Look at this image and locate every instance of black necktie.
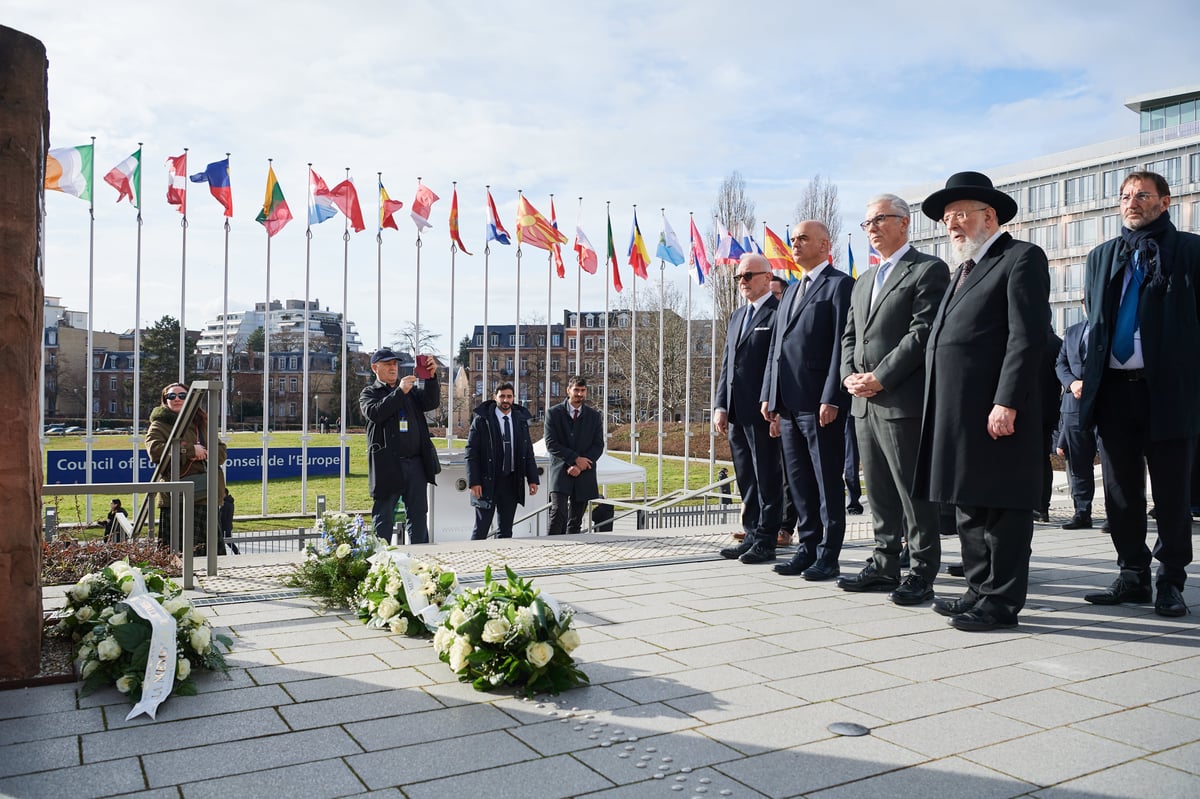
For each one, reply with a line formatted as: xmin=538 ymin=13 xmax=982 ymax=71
xmin=502 ymin=415 xmax=512 ymax=474
xmin=952 ymin=259 xmax=976 ymax=295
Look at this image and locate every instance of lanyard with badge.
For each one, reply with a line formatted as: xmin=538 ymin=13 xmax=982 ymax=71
xmin=397 ymin=409 xmax=408 ymax=433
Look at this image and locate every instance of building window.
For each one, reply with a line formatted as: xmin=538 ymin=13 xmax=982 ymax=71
xmin=537 ymin=335 xmax=545 ymax=347
xmin=551 ymin=358 xmax=560 ymax=371
xmin=290 ymin=377 xmax=298 ymax=393
xmin=585 ymin=314 xmax=595 ymax=328
xmin=584 ymin=361 xmax=594 ymax=375
xmin=568 ymin=339 xmax=577 ymax=351
xmin=1065 ymin=263 xmax=1085 ymax=292
xmin=1102 ymin=213 xmax=1121 ymax=240
xmin=1027 ymin=224 xmax=1059 ymax=252
xmin=1145 ymin=156 xmax=1182 ymax=186
xmin=505 ymin=356 xmax=513 ymax=372
xmin=551 ymin=381 xmax=560 ymax=396
xmin=1103 ymin=167 xmax=1134 ymax=198
xmin=474 ymin=334 xmax=483 ymax=346
xmin=508 ymin=334 xmax=515 ymax=346
xmin=289 ymin=356 xmax=298 ymax=370
xmin=1191 ymin=154 xmax=1200 ymax=184
xmin=585 ymin=337 xmax=595 ymax=352
xmin=1168 ymin=204 xmax=1180 ymax=226
xmin=109 ymin=377 xmax=117 ymax=390
xmin=1065 ymin=218 xmax=1098 ymax=249
xmin=475 ymin=356 xmax=482 ymax=370
xmin=569 ymin=314 xmax=578 ymax=327
xmin=1063 ymin=175 xmax=1096 ymax=205
xmin=288 ymin=402 xmax=296 ymax=417
xmin=108 ymin=400 xmax=116 ymax=413
xmin=1027 ymin=182 xmax=1057 ymax=212
xmin=490 ymin=333 xmax=499 ymax=346
xmin=551 ymin=333 xmax=561 ymax=346
xmin=278 ymin=378 xmax=286 ymax=394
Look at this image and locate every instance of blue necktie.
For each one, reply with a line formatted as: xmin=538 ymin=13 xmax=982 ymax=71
xmin=872 ymin=260 xmax=892 ymax=308
xmin=740 ymin=306 xmax=753 ymax=342
xmin=1112 ymin=253 xmax=1144 ymax=364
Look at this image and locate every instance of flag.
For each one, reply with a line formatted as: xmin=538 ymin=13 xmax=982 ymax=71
xmin=515 ymin=195 xmax=568 ymax=252
xmin=763 ymin=225 xmax=799 ymax=277
xmin=486 ymin=190 xmax=510 ymax=245
xmin=379 ymin=179 xmax=404 ymax=230
xmin=45 ymin=144 xmax=94 ymax=202
xmin=627 ymin=210 xmax=651 ymax=279
xmin=255 ymin=165 xmax=292 ymax=237
xmin=739 ymin=223 xmax=763 ymax=255
xmin=329 ymin=179 xmax=366 ymax=232
xmin=550 ymin=197 xmax=565 ymax=278
xmin=847 ymin=239 xmax=856 ymax=278
xmin=656 ymin=215 xmax=685 ymax=266
xmin=411 ymin=183 xmax=439 ymax=230
xmin=714 ymin=222 xmax=744 ymax=265
xmin=308 ymin=168 xmax=338 ymax=226
xmin=188 ymin=158 xmax=233 ymax=217
xmin=166 ymin=153 xmax=187 ymax=214
xmin=103 ymin=150 xmax=140 ymax=207
xmin=574 ymin=226 xmax=598 ymax=274
xmin=688 ymin=217 xmax=711 ymax=285
xmin=449 ymin=188 xmax=472 ymax=254
xmin=606 ymin=209 xmax=623 ymax=292
xmin=868 ymin=243 xmax=881 ymax=269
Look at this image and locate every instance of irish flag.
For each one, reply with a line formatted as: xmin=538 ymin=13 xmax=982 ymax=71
xmin=255 ymin=165 xmax=292 ymax=238
xmin=45 ymin=144 xmax=94 ymax=202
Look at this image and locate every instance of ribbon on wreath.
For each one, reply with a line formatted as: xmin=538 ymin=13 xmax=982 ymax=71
xmin=123 ymin=570 xmax=179 ymax=721
xmin=368 ymin=548 xmax=462 ymax=632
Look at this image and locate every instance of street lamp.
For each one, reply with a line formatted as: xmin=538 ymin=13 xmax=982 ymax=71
xmin=237 ymin=390 xmax=243 ymax=425
xmin=314 ymin=394 xmax=320 ymax=433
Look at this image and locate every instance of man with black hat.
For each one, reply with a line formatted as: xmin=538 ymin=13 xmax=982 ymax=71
xmin=359 ymin=347 xmax=441 ymax=545
xmin=1078 ymin=171 xmax=1200 ymax=618
xmin=913 ymin=171 xmax=1050 ymax=631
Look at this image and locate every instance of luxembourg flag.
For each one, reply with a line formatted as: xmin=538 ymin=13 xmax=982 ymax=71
xmin=486 ymin=189 xmax=510 ymax=245
xmin=308 ymin=167 xmax=338 ymax=226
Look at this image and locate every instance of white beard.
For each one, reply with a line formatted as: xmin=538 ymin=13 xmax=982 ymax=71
xmin=950 ymin=230 xmax=991 ymax=265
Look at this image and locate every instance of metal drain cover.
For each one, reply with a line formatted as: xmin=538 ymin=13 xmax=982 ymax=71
xmin=828 ymin=722 xmax=870 ymax=737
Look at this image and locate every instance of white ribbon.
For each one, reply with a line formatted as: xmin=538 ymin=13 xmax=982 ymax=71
xmin=123 ymin=570 xmax=178 ymax=721
xmin=368 ymin=548 xmax=461 ymax=632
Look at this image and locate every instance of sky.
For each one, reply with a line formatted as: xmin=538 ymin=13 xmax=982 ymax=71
xmin=9 ymin=0 xmax=1200 ymax=358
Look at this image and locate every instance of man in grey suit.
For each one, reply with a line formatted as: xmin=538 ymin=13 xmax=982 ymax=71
xmin=1055 ymin=304 xmax=1097 ymax=530
xmin=716 ymin=253 xmax=782 ymax=564
xmin=761 ymin=220 xmax=853 ymax=580
xmin=838 ymin=194 xmax=949 ymax=605
xmin=913 ymin=171 xmax=1050 ymax=631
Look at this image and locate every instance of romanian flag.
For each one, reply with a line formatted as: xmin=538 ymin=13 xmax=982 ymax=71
xmin=550 ymin=197 xmax=565 ymax=278
xmin=255 ymin=165 xmax=292 ymax=238
xmin=763 ymin=225 xmax=800 ymax=279
xmin=103 ymin=149 xmax=140 ymax=207
xmin=166 ymin=153 xmax=187 ymax=214
xmin=627 ymin=210 xmax=651 ymax=280
xmin=379 ymin=179 xmax=404 ymax=230
xmin=46 ymin=144 xmax=94 ymax=202
xmin=329 ymin=178 xmax=366 ymax=233
xmin=189 ymin=158 xmax=233 ymax=217
xmin=449 ymin=188 xmax=472 ymax=254
xmin=688 ymin=217 xmax=710 ymax=285
xmin=515 ymin=195 xmax=568 ymax=252
xmin=606 ymin=208 xmax=623 ymax=292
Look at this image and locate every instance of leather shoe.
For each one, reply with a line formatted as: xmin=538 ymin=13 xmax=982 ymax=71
xmin=1061 ymin=513 xmax=1092 ymax=530
xmin=774 ymin=553 xmax=816 ymax=575
xmin=1155 ymin=584 xmax=1189 ymax=617
xmin=1084 ymin=575 xmax=1152 ymax=605
xmin=946 ymin=562 xmax=965 ymax=577
xmin=720 ymin=540 xmax=753 ymax=559
xmin=837 ymin=563 xmax=899 ymax=593
xmin=890 ymin=574 xmax=934 ymax=606
xmin=846 ymin=504 xmax=864 ymax=515
xmin=731 ymin=530 xmax=747 ymax=541
xmin=949 ymin=607 xmax=1018 ymax=631
xmin=802 ymin=561 xmax=841 ymax=581
xmin=932 ymin=595 xmax=977 ymax=617
xmin=1033 ymin=510 xmax=1050 ymax=523
xmin=739 ymin=543 xmax=778 ymax=564
xmin=776 ymin=530 xmax=794 ymax=547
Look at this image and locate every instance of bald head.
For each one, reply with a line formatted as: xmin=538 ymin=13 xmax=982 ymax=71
xmin=790 ymin=219 xmax=832 ymax=271
xmin=734 ymin=252 xmax=773 ymax=302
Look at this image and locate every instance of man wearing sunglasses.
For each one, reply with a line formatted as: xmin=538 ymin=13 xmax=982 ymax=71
xmin=716 ymin=253 xmax=782 ymax=563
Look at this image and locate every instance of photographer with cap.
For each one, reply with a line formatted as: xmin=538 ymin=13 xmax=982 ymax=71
xmin=359 ymin=347 xmax=441 ymax=545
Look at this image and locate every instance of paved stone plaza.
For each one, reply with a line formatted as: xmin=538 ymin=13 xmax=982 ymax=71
xmin=2 ymin=504 xmax=1198 ymax=798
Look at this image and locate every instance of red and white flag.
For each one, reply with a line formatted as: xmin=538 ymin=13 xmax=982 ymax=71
xmin=410 ymin=182 xmax=440 ymax=230
xmin=166 ymin=153 xmax=187 ymax=214
xmin=574 ymin=226 xmax=598 ymax=274
xmin=329 ymin=179 xmax=366 ymax=232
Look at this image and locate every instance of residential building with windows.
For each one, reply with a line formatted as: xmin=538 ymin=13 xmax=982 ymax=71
xmin=195 ymin=298 xmax=363 ymax=356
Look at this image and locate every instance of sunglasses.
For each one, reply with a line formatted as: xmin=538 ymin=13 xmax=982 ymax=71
xmin=164 ymin=392 xmax=186 ymax=401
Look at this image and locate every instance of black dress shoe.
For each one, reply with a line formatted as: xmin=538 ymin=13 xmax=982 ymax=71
xmin=932 ymin=595 xmax=976 ymax=617
xmin=1155 ymin=584 xmax=1189 ymax=617
xmin=837 ymin=563 xmax=899 ymax=592
xmin=1061 ymin=513 xmax=1092 ymax=530
xmin=846 ymin=504 xmax=864 ymax=515
xmin=898 ymin=544 xmax=910 ymax=569
xmin=1033 ymin=510 xmax=1050 ymax=523
xmin=720 ymin=540 xmax=754 ymax=559
xmin=949 ymin=607 xmax=1018 ymax=631
xmin=890 ymin=574 xmax=934 ymax=606
xmin=802 ymin=561 xmax=841 ymax=581
xmin=946 ymin=562 xmax=965 ymax=577
xmin=739 ymin=543 xmax=778 ymax=564
xmin=1084 ymin=575 xmax=1152 ymax=605
xmin=774 ymin=554 xmax=816 ymax=575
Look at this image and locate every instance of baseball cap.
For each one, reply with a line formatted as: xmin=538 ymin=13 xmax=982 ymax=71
xmin=371 ymin=347 xmax=400 ymax=364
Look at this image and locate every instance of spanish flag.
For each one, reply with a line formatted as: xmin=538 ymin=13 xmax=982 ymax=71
xmin=763 ymin=224 xmax=800 ymax=280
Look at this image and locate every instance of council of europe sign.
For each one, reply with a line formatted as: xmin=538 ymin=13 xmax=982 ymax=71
xmin=46 ymin=447 xmax=351 ymax=485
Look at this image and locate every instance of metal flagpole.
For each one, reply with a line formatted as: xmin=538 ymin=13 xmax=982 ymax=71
xmin=514 ymin=190 xmax=523 ymax=406
xmin=260 ymin=158 xmax=273 ymax=516
xmin=683 ymin=219 xmax=693 ymax=490
xmin=575 ymin=197 xmax=583 ymax=375
xmin=603 ymin=201 xmax=611 ymax=440
xmin=131 ymin=143 xmax=144 ymax=520
xmin=545 ymin=193 xmax=554 ymax=419
xmin=448 ymin=181 xmax=459 ymax=447
xmin=414 ymin=177 xmax=424 ymax=350
xmin=178 ymin=147 xmax=188 ymax=383
xmin=340 ymin=171 xmax=351 ymax=511
xmin=376 ymin=172 xmax=383 ymax=351
xmin=221 ymin=152 xmax=231 ymax=438
xmin=629 ymin=208 xmax=638 ymax=471
xmin=709 ymin=261 xmax=718 ymax=485
xmin=84 ymin=135 xmax=96 ymax=523
xmin=657 ymin=208 xmax=666 ymax=497
xmin=483 ymin=185 xmax=491 ymax=403
xmin=300 ymin=162 xmax=316 ymax=514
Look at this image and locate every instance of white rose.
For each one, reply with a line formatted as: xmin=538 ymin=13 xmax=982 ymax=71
xmin=108 ymin=612 xmax=129 ymax=626
xmin=389 ymin=618 xmax=410 ymax=635
xmin=433 ymin=625 xmax=454 ymax=654
xmin=335 ymin=543 xmax=352 ymax=559
xmin=109 ymin=561 xmax=132 ymax=577
xmin=80 ymin=659 xmax=100 ymax=678
xmin=115 ymin=675 xmax=136 ymax=694
xmin=385 ymin=577 xmax=402 ymax=596
xmin=448 ymin=638 xmax=474 ymax=673
xmin=77 ymin=644 xmax=94 ymax=662
xmin=449 ymin=608 xmax=467 ymax=629
xmin=482 ymin=618 xmax=511 ymax=644
xmin=75 ymin=606 xmax=95 ymax=623
xmin=176 ymin=658 xmax=191 ymax=680
xmin=70 ymin=581 xmax=91 ymax=602
xmin=526 ymin=641 xmax=554 ymax=669
xmin=99 ymin=606 xmax=114 ymax=620
xmin=97 ymin=636 xmax=122 ymax=661
xmin=515 ymin=606 xmax=536 ymax=633
xmin=557 ymin=629 xmax=581 ymax=654
xmin=190 ymin=626 xmax=212 ymax=655
xmin=120 ymin=578 xmax=135 ymax=596
xmin=163 ymin=596 xmax=190 ymax=616
xmin=186 ymin=609 xmax=207 ymax=627
xmin=377 ymin=597 xmax=401 ymax=621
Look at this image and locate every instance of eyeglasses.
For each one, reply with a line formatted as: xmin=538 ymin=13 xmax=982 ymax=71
xmin=940 ymin=207 xmax=989 ymax=226
xmin=164 ymin=392 xmax=186 ymax=401
xmin=859 ymin=214 xmax=905 ymax=231
xmin=735 ymin=271 xmax=768 ymax=282
xmin=1118 ymin=192 xmax=1160 ymax=205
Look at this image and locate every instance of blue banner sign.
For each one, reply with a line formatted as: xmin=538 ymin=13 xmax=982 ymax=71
xmin=46 ymin=447 xmax=351 ymax=485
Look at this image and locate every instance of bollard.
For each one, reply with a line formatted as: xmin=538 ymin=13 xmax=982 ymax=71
xmin=44 ymin=507 xmax=57 ymax=543
xmin=316 ymin=494 xmax=326 ymax=520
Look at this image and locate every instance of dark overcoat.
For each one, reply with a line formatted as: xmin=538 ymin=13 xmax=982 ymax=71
xmin=543 ymin=400 xmax=604 ymax=500
xmin=465 ymin=400 xmax=539 ymax=502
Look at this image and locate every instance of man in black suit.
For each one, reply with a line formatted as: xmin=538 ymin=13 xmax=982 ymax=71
xmin=544 ymin=376 xmax=605 ymax=535
xmin=838 ymin=193 xmax=949 ymax=605
xmin=1037 ymin=325 xmax=1064 ymax=522
xmin=716 ymin=254 xmax=782 ymax=564
xmin=913 ymin=172 xmax=1050 ymax=631
xmin=1056 ymin=306 xmax=1097 ymax=529
xmin=761 ymin=220 xmax=853 ymax=580
xmin=1079 ymin=170 xmax=1200 ymax=618
xmin=466 ymin=382 xmax=540 ymax=539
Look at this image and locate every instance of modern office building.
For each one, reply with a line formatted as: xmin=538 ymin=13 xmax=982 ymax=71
xmin=195 ymin=299 xmax=363 ymax=356
xmin=905 ymin=85 xmax=1200 ymax=331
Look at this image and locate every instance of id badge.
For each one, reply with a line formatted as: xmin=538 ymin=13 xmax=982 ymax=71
xmin=398 ymin=420 xmax=409 ymax=432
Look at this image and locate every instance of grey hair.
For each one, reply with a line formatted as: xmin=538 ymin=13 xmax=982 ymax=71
xmin=867 ymin=193 xmax=911 ymax=218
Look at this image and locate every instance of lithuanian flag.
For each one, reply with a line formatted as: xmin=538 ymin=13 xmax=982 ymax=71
xmin=256 ymin=164 xmax=292 ymax=237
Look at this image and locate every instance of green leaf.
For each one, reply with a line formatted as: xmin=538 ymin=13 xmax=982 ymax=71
xmin=111 ymin=621 xmax=151 ymax=651
xmin=174 ymin=678 xmax=197 ymax=696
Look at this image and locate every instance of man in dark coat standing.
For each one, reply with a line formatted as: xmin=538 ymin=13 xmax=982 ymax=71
xmin=466 ymin=382 xmax=539 ymax=539
xmin=359 ymin=348 xmax=441 ymax=545
xmin=1079 ymin=170 xmax=1200 ymax=618
xmin=544 ymin=375 xmax=605 ymax=535
xmin=838 ymin=193 xmax=949 ymax=605
xmin=1055 ymin=306 xmax=1097 ymax=529
xmin=760 ymin=220 xmax=853 ymax=581
xmin=715 ymin=253 xmax=781 ymax=564
xmin=913 ymin=171 xmax=1050 ymax=631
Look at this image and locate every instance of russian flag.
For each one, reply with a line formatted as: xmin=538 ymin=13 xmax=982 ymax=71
xmin=188 ymin=158 xmax=232 ymax=217
xmin=486 ymin=189 xmax=510 ymax=245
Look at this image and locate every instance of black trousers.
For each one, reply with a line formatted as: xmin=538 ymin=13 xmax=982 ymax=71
xmin=549 ymin=492 xmax=588 ymax=535
xmin=471 ymin=473 xmax=521 ymax=539
xmin=956 ymin=504 xmax=1033 ymax=619
xmin=1059 ymin=411 xmax=1097 ymax=515
xmin=728 ymin=417 xmax=782 ymax=546
xmin=779 ymin=410 xmax=846 ymax=565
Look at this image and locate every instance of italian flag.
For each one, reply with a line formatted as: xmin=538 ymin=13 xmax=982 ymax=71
xmin=45 ymin=144 xmax=94 ymax=202
xmin=255 ymin=164 xmax=292 ymax=238
xmin=104 ymin=150 xmax=141 ymax=207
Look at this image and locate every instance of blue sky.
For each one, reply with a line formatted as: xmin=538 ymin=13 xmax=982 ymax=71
xmin=9 ymin=0 xmax=1200 ymax=355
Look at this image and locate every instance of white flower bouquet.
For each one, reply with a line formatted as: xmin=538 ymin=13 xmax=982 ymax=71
xmin=355 ymin=550 xmax=458 ymax=636
xmin=52 ymin=560 xmax=232 ymax=715
xmin=434 ymin=565 xmax=587 ymax=695
xmin=284 ymin=512 xmax=378 ymax=609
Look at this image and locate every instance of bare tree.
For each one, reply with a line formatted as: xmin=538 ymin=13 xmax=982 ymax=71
xmin=793 ymin=173 xmax=844 ymax=269
xmin=708 ymin=171 xmax=756 ymax=328
xmin=392 ymin=321 xmax=442 ymax=360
